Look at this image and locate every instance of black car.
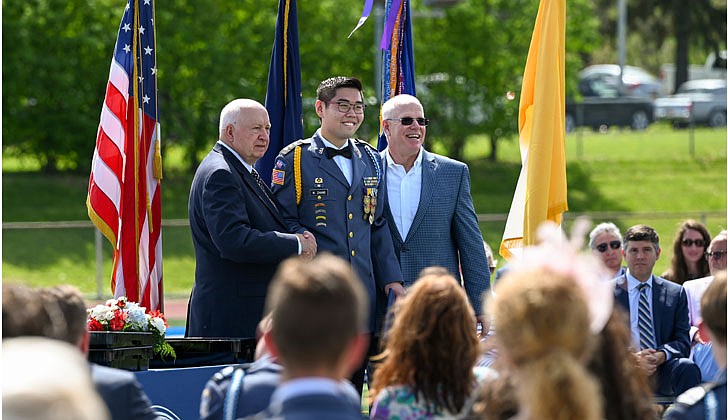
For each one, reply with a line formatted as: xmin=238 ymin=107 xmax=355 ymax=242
xmin=565 ymin=71 xmax=655 ymax=133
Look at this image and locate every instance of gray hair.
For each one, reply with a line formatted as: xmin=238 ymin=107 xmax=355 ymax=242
xmin=588 ymin=222 xmax=622 ymax=249
xmin=381 ymin=94 xmax=423 ymax=120
xmin=218 ymin=99 xmax=265 ymax=140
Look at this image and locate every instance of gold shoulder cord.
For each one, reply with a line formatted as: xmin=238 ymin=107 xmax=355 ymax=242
xmin=294 ymin=145 xmax=302 ymax=205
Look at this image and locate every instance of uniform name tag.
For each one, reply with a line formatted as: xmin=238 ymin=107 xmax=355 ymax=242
xmin=310 ymin=189 xmax=328 ymax=196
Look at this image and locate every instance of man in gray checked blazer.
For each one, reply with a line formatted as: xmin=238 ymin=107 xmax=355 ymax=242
xmin=380 ymin=94 xmax=491 ymax=326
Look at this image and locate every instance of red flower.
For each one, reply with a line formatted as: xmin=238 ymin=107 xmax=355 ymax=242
xmin=116 ymin=298 xmax=126 ymax=309
xmin=88 ymin=319 xmax=103 ymax=331
xmin=149 ymin=310 xmax=168 ymax=328
xmin=109 ymin=309 xmax=127 ymax=331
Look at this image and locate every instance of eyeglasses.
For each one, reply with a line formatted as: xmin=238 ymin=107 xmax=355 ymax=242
xmin=385 ymin=117 xmax=430 ymax=127
xmin=705 ymin=251 xmax=727 ymax=260
xmin=681 ymin=238 xmax=706 ymax=247
xmin=333 ymin=100 xmax=365 ymax=114
xmin=595 ymin=240 xmax=621 ymax=253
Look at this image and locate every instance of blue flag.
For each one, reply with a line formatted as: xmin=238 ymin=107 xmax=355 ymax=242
xmin=257 ymin=0 xmax=303 ymax=185
xmin=377 ymin=0 xmax=416 ymax=151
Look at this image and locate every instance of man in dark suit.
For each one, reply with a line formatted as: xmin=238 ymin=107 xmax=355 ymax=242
xmin=271 ymin=77 xmax=403 ymax=392
xmin=379 ymin=94 xmax=490 ymax=327
xmin=187 ymin=99 xmax=316 ymax=339
xmin=614 ymin=224 xmax=701 ymax=397
xmin=254 ymin=254 xmax=367 ymax=420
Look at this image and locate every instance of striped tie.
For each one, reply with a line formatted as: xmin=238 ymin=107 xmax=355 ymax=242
xmin=637 ymin=283 xmax=657 ymax=350
xmin=251 ymin=168 xmax=278 ymax=211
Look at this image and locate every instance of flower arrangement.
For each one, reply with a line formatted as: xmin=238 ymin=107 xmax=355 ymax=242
xmin=87 ymin=296 xmax=176 ymax=359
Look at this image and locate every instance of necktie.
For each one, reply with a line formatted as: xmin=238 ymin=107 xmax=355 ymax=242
xmin=251 ymin=168 xmax=277 ymax=211
xmin=637 ymin=283 xmax=657 ymax=350
xmin=325 ymin=146 xmax=352 ymax=159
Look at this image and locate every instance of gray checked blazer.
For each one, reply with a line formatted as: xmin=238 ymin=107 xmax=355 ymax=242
xmin=381 ymin=148 xmax=490 ymax=315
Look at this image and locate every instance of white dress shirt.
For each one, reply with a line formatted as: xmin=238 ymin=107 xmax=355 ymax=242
xmin=320 ymin=136 xmax=353 ymax=186
xmin=385 ymin=147 xmax=423 ymax=240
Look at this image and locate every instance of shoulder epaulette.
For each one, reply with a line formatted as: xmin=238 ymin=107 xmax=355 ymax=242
xmin=212 ymin=365 xmax=237 ymax=383
xmin=279 ymin=138 xmax=311 ymax=156
xmin=353 ymin=138 xmax=378 ymax=152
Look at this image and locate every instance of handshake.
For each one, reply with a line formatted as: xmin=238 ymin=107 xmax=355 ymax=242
xmin=296 ymin=231 xmax=318 ymax=260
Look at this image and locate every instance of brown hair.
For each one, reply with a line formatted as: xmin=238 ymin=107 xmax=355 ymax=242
xmin=701 ymin=271 xmax=727 ymax=344
xmin=490 ymin=268 xmax=602 ymax=420
xmin=662 ymin=220 xmax=711 ymax=284
xmin=265 ymin=253 xmax=368 ymax=369
xmin=371 ymin=272 xmax=478 ymax=414
xmin=39 ymin=285 xmax=88 ymax=345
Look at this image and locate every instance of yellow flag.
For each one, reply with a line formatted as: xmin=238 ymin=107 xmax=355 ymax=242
xmin=500 ymin=0 xmax=568 ymax=261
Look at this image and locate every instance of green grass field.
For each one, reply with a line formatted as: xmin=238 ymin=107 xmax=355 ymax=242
xmin=3 ymin=123 xmax=726 ymax=299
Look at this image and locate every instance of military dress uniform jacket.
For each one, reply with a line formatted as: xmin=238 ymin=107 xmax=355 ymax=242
xmin=271 ymin=131 xmax=403 ymax=332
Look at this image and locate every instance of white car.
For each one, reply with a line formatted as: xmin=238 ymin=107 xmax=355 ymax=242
xmin=654 ymin=79 xmax=727 ymax=127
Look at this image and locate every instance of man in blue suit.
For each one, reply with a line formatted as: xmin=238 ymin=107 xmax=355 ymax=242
xmin=271 ymin=77 xmax=404 ymax=393
xmin=614 ymin=224 xmax=701 ymax=397
xmin=379 ymin=94 xmax=490 ymax=325
xmin=187 ymin=99 xmax=317 ymax=339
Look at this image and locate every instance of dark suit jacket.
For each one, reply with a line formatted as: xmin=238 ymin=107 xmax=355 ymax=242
xmin=259 ymin=392 xmax=364 ymax=420
xmin=91 ymin=363 xmax=157 ymax=420
xmin=614 ymin=274 xmax=692 ymax=359
xmin=381 ymin=149 xmax=490 ymax=315
xmin=187 ymin=143 xmax=298 ymax=338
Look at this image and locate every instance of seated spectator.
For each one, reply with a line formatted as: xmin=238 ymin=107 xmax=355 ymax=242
xmin=369 ymin=268 xmax=493 ymax=419
xmin=662 ymin=219 xmax=711 ymax=285
xmin=3 ymin=284 xmax=158 ymax=420
xmin=683 ymin=230 xmax=727 ymax=381
xmin=199 ymin=315 xmax=283 ymax=420
xmin=251 ymin=254 xmax=366 ymax=419
xmin=589 ymin=222 xmax=626 ymax=278
xmin=664 ymin=271 xmax=726 ymax=419
xmin=3 ymin=336 xmax=110 ymax=420
xmin=615 ymin=224 xmax=701 ymax=397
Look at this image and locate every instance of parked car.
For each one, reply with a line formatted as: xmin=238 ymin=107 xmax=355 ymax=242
xmin=654 ymin=79 xmax=727 ymax=127
xmin=579 ymin=64 xmax=661 ymax=99
xmin=565 ymin=69 xmax=655 ymax=133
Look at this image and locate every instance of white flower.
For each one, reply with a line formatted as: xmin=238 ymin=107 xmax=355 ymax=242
xmin=126 ymin=306 xmax=148 ymax=326
xmin=89 ymin=305 xmax=115 ymax=322
xmin=150 ymin=317 xmax=166 ymax=335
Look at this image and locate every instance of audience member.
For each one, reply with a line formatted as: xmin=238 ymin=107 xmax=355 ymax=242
xmin=187 ymin=98 xmax=316 ymax=339
xmin=379 ymin=94 xmax=490 ymax=330
xmin=662 ymin=219 xmax=711 ymax=285
xmin=664 ymin=271 xmax=726 ymax=419
xmin=3 ymin=336 xmax=110 ymax=420
xmin=369 ymin=268 xmax=491 ymax=418
xmin=252 ymin=254 xmax=367 ymax=419
xmin=589 ymin=222 xmax=625 ymax=278
xmin=614 ymin=224 xmax=701 ymax=397
xmin=2 ymin=283 xmax=52 ymax=338
xmin=682 ymin=230 xmax=727 ymax=381
xmin=487 ymin=266 xmax=603 ymax=420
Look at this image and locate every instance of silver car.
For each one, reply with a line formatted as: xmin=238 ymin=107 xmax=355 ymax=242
xmin=654 ymin=79 xmax=727 ymax=127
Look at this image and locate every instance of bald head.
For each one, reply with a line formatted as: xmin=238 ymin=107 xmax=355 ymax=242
xmin=218 ymin=99 xmax=268 ymax=140
xmin=708 ymin=231 xmax=727 ymax=274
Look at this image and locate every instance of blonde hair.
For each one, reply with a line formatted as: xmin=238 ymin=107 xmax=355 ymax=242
xmin=490 ymin=268 xmax=602 ymax=420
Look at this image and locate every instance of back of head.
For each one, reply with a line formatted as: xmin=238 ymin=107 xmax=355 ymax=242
xmin=490 ymin=267 xmax=602 ymax=420
xmin=2 ymin=337 xmax=110 ymax=420
xmin=372 ymin=271 xmax=478 ymax=414
xmin=265 ymin=253 xmax=368 ymax=372
xmin=2 ymin=283 xmax=50 ymax=338
xmin=38 ymin=285 xmax=88 ymax=345
xmin=701 ymin=271 xmax=727 ymax=345
xmin=316 ymin=76 xmax=363 ymax=102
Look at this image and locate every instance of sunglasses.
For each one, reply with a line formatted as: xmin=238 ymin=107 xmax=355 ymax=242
xmin=681 ymin=238 xmax=706 ymax=247
xmin=595 ymin=240 xmax=621 ymax=253
xmin=386 ymin=117 xmax=430 ymax=127
xmin=705 ymin=251 xmax=727 ymax=260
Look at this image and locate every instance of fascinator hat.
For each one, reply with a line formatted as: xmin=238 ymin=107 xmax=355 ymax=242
xmin=499 ymin=218 xmax=615 ymax=334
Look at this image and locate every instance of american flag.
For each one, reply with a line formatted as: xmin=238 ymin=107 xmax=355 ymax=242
xmin=87 ymin=0 xmax=163 ymax=311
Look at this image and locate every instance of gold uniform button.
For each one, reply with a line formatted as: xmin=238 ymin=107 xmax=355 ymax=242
xmin=351 ymin=250 xmax=356 ymax=256
xmin=349 ymin=232 xmax=354 ymax=238
xmin=348 ymin=213 xmax=353 ymax=220
xmin=347 ymin=195 xmax=352 ymax=201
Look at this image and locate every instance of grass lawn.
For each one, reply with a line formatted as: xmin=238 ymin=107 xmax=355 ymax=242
xmin=3 ymin=123 xmax=726 ymax=300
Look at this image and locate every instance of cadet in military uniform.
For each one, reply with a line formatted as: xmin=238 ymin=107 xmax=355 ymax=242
xmin=664 ymin=272 xmax=726 ymax=420
xmin=270 ymin=76 xmax=404 ymax=393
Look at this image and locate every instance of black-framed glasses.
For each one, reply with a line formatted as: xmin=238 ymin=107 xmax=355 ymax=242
xmin=595 ymin=240 xmax=621 ymax=253
xmin=705 ymin=250 xmax=727 ymax=260
xmin=682 ymin=238 xmax=706 ymax=247
xmin=385 ymin=117 xmax=429 ymax=126
xmin=333 ymin=100 xmax=365 ymax=114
